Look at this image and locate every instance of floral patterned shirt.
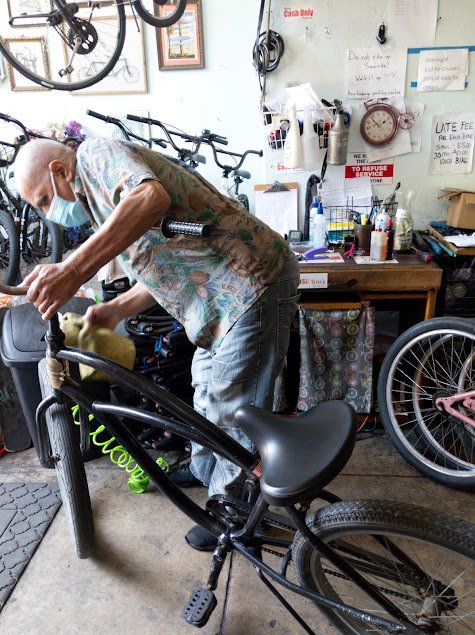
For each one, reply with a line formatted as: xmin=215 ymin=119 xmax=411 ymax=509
xmin=74 ymin=138 xmax=292 ymax=352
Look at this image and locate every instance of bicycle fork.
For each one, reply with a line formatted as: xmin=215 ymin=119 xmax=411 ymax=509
xmin=436 ymin=390 xmax=475 ymax=429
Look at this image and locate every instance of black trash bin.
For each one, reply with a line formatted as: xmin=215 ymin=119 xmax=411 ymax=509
xmin=0 ymin=297 xmax=109 ymax=462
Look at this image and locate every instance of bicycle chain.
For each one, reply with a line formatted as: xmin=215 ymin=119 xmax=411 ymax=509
xmin=322 ymin=568 xmax=414 ymax=602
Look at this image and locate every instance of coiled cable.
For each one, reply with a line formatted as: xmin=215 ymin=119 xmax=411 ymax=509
xmin=253 ymin=0 xmax=284 ymax=102
xmin=72 ymin=405 xmax=168 ymax=493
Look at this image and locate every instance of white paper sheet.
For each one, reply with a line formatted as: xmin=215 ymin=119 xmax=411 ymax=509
xmin=346 ymin=48 xmax=407 ymax=99
xmin=360 ymin=96 xmax=412 ymax=162
xmin=444 ymin=234 xmax=475 ymax=247
xmin=254 ymin=188 xmax=298 ymax=236
xmin=321 ymin=178 xmax=373 ymax=208
xmin=389 ymin=0 xmax=439 ymax=47
xmin=429 ymin=113 xmax=475 ymax=175
xmin=405 ymin=102 xmax=425 ymax=152
xmin=417 ymin=49 xmax=469 ymax=92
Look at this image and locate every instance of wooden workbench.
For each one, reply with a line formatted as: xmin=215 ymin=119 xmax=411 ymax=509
xmin=299 ymin=253 xmax=442 ymax=323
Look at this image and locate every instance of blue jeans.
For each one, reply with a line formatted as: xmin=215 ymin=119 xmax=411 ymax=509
xmin=190 ymin=256 xmax=300 ymax=497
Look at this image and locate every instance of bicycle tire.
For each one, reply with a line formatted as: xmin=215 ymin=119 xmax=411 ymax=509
xmin=18 ymin=207 xmax=63 ymax=280
xmin=132 ymin=0 xmax=187 ymax=28
xmin=0 ymin=1 xmax=126 ymax=91
xmin=293 ymin=499 xmax=475 ymax=634
xmin=0 ymin=209 xmax=19 ymax=286
xmin=236 ymin=193 xmax=250 ymax=211
xmin=38 ymin=359 xmax=95 ymax=559
xmin=377 ymin=317 xmax=475 ymax=490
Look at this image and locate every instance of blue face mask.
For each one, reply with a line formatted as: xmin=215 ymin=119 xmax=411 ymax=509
xmin=46 ymin=172 xmax=89 ymax=228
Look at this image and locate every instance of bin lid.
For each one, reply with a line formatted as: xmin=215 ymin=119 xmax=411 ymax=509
xmin=1 ymin=297 xmax=94 ymax=367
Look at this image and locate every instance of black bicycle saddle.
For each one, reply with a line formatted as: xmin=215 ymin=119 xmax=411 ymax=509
xmin=234 ymin=401 xmax=357 ymax=506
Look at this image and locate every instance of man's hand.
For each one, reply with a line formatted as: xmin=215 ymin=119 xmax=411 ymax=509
xmin=24 ymin=260 xmax=83 ymax=320
xmin=84 ymin=302 xmax=121 ymax=331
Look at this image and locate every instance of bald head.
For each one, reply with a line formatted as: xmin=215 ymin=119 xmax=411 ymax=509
xmin=14 ymin=139 xmax=76 ymax=209
xmin=15 ymin=139 xmax=76 ymax=192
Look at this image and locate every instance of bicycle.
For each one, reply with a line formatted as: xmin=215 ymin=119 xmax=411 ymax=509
xmin=377 ymin=316 xmax=475 ymax=492
xmin=86 ymin=109 xmax=167 ymax=150
xmin=2 ymin=220 xmax=475 ymax=632
xmin=0 ymin=1 xmax=187 ymax=92
xmin=206 ymin=141 xmax=263 ymax=211
xmin=126 ymin=113 xmax=229 ymax=168
xmin=0 ymin=113 xmax=63 ymax=284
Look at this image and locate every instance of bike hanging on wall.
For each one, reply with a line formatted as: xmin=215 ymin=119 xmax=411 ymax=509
xmin=0 ymin=1 xmax=186 ymax=92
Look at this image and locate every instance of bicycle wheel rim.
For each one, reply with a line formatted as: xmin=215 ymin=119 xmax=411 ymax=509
xmin=293 ymin=501 xmax=475 ymax=634
xmin=0 ymin=1 xmax=126 ymax=91
xmin=386 ymin=329 xmax=475 ymax=476
xmin=132 ymin=0 xmax=186 ymax=28
xmin=0 ymin=209 xmax=19 ymax=286
xmin=18 ymin=208 xmax=63 ymax=280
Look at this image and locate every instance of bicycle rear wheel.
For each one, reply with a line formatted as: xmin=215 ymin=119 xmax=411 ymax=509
xmin=377 ymin=318 xmax=475 ymax=490
xmin=132 ymin=0 xmax=187 ymax=28
xmin=18 ymin=206 xmax=63 ymax=280
xmin=293 ymin=500 xmax=475 ymax=634
xmin=0 ymin=209 xmax=19 ymax=286
xmin=0 ymin=1 xmax=126 ymax=91
xmin=38 ymin=358 xmax=95 ymax=559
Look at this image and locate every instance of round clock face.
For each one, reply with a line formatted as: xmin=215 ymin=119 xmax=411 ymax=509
xmin=360 ymin=105 xmax=399 ymax=146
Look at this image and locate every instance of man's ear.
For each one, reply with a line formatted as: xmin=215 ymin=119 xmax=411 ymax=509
xmin=48 ymin=159 xmax=69 ymax=179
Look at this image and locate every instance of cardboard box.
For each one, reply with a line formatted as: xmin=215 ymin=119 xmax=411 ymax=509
xmin=439 ymin=188 xmax=475 ymax=230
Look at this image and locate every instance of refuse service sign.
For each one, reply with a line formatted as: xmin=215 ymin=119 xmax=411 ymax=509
xmin=345 ymin=152 xmax=394 ymax=185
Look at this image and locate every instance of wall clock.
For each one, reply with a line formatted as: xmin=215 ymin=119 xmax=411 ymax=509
xmin=360 ymin=100 xmax=414 ymax=146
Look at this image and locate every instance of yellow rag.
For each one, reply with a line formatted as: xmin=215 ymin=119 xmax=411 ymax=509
xmin=60 ymin=312 xmax=136 ymax=382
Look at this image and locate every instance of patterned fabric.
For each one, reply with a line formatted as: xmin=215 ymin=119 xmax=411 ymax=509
xmin=298 ymin=307 xmax=375 ymax=414
xmin=74 ymin=139 xmax=292 ymax=352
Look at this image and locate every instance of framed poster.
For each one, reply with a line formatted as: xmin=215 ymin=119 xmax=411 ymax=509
xmin=156 ymin=1 xmax=205 ymax=71
xmin=68 ymin=16 xmax=147 ymax=94
xmin=3 ymin=36 xmax=50 ymax=91
xmin=7 ymin=0 xmax=51 ymax=27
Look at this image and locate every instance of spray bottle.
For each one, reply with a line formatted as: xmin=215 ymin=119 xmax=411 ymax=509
xmin=283 ymin=104 xmax=303 ymax=169
xmin=302 ymin=105 xmax=321 ymax=171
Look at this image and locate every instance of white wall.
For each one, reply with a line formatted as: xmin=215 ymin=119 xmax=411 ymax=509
xmin=1 ymin=0 xmax=475 ymax=228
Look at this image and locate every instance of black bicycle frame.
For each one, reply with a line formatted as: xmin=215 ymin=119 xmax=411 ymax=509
xmin=36 ymin=315 xmax=425 ymax=633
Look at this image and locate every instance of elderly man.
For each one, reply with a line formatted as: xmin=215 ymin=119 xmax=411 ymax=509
xmin=15 ymin=137 xmax=300 ymax=550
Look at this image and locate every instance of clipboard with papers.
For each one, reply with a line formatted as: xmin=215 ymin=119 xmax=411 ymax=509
xmin=254 ymin=182 xmax=298 ymax=237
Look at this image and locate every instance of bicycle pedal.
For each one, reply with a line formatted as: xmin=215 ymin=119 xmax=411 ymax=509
xmin=182 ymin=587 xmax=217 ymax=628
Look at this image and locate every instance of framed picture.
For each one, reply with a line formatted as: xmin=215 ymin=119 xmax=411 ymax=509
xmin=156 ymin=1 xmax=205 ymax=71
xmin=7 ymin=0 xmax=51 ymax=28
xmin=68 ymin=16 xmax=147 ymax=94
xmin=3 ymin=36 xmax=50 ymax=91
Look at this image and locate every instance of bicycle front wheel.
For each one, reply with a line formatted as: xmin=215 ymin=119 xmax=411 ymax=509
xmin=0 ymin=209 xmax=19 ymax=286
xmin=38 ymin=359 xmax=95 ymax=559
xmin=18 ymin=206 xmax=63 ymax=280
xmin=293 ymin=500 xmax=475 ymax=634
xmin=377 ymin=318 xmax=475 ymax=490
xmin=132 ymin=0 xmax=187 ymax=28
xmin=0 ymin=1 xmax=126 ymax=91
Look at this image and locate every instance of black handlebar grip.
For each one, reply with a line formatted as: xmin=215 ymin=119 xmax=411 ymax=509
xmin=161 ymin=216 xmax=213 ymax=238
xmin=127 ymin=113 xmax=148 ymax=124
xmin=86 ymin=109 xmax=110 ymax=123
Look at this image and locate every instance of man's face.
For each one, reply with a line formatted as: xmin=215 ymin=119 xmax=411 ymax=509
xmin=18 ymin=160 xmax=76 ymax=214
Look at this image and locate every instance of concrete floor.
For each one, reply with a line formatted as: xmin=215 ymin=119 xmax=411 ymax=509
xmin=0 ymin=431 xmax=473 ymax=634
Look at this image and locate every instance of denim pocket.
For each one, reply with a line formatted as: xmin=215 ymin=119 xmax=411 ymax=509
xmin=277 ymin=293 xmax=300 ymax=358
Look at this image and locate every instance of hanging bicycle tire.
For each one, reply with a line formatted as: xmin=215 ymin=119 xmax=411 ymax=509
xmin=293 ymin=500 xmax=475 ymax=634
xmin=377 ymin=317 xmax=475 ymax=490
xmin=0 ymin=209 xmax=19 ymax=286
xmin=131 ymin=0 xmax=187 ymax=28
xmin=0 ymin=0 xmax=126 ymax=91
xmin=18 ymin=206 xmax=63 ymax=281
xmin=38 ymin=359 xmax=95 ymax=559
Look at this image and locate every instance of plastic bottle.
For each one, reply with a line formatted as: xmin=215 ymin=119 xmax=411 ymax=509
xmin=375 ymin=208 xmax=390 ymax=231
xmin=283 ymin=104 xmax=303 ymax=169
xmin=308 ymin=196 xmax=318 ymax=245
xmin=386 ymin=218 xmax=394 ymax=260
xmin=394 ymin=208 xmax=414 ymax=253
xmin=370 ymin=227 xmax=388 ymax=261
xmin=313 ymin=201 xmax=327 ymax=249
xmin=301 ymin=105 xmax=321 ymax=171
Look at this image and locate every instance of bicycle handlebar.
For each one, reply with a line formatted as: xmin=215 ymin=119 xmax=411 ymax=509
xmin=86 ymin=110 xmax=167 ymax=150
xmin=207 ymin=143 xmax=263 ymax=173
